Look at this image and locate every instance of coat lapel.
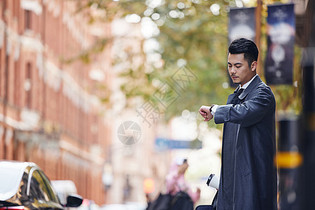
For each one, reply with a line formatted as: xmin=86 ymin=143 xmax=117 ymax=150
xmin=239 ymin=75 xmax=262 ymax=101
xmin=227 ymin=76 xmax=262 ymax=104
xmin=226 ymin=86 xmax=241 ymax=104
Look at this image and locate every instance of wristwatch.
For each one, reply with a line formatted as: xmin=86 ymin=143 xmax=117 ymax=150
xmin=209 ymin=105 xmax=215 ymax=114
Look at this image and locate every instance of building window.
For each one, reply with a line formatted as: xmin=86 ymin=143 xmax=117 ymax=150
xmin=25 ymin=10 xmax=31 ymax=30
xmin=14 ymin=61 xmax=20 ymax=106
xmin=25 ymin=63 xmax=32 ymax=108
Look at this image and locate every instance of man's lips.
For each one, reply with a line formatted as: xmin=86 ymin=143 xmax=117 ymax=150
xmin=231 ymin=76 xmax=239 ymax=79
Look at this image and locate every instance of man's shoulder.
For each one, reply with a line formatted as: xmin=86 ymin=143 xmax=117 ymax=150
xmin=251 ymin=77 xmax=273 ymax=93
xmin=258 ymin=80 xmax=273 ymax=93
xmin=253 ymin=83 xmax=276 ymax=106
xmin=246 ymin=79 xmax=275 ymax=100
xmin=256 ymin=81 xmax=270 ymax=91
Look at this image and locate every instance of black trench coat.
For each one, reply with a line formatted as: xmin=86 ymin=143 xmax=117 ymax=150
xmin=214 ymin=76 xmax=277 ymax=210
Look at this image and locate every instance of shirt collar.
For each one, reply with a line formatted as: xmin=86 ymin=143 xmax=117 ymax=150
xmin=240 ymin=74 xmax=258 ymax=90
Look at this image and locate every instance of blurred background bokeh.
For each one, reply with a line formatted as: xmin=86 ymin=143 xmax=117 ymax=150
xmin=0 ymin=0 xmax=314 ymax=209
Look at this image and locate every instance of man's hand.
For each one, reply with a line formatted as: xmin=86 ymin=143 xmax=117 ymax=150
xmin=199 ymin=105 xmax=213 ymax=121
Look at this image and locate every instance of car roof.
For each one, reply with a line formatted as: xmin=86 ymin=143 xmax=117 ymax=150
xmin=0 ymin=161 xmax=38 ymax=201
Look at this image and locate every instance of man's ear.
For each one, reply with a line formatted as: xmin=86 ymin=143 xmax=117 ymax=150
xmin=251 ymin=61 xmax=257 ymax=72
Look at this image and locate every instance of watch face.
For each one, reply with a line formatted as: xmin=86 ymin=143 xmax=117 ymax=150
xmin=207 ymin=174 xmax=215 ymax=186
xmin=210 ymin=105 xmax=214 ymax=113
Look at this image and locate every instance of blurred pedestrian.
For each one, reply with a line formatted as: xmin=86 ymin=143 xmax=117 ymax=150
xmin=199 ymin=38 xmax=277 ymax=210
xmin=145 ymin=193 xmax=152 ymax=210
xmin=166 ymin=158 xmax=200 ymax=209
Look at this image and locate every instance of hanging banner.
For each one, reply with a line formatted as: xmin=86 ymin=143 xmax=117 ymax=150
xmin=265 ymin=4 xmax=295 ymax=85
xmin=228 ymin=7 xmax=256 ymax=44
xmin=228 ymin=7 xmax=256 ymax=86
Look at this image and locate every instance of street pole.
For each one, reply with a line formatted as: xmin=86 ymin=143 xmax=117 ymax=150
xmin=300 ymin=2 xmax=315 ymax=209
xmin=277 ymin=116 xmax=303 ymax=210
xmin=301 ymin=49 xmax=315 ymax=210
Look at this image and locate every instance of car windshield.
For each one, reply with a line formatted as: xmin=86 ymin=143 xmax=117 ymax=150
xmin=0 ymin=162 xmax=27 ymax=201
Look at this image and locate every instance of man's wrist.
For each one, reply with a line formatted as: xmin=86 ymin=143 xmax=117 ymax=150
xmin=209 ymin=104 xmax=218 ymax=115
xmin=209 ymin=105 xmax=215 ymax=113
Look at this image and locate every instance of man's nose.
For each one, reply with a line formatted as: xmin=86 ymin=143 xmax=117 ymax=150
xmin=230 ymin=67 xmax=236 ymax=74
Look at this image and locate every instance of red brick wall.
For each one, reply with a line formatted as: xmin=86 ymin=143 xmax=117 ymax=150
xmin=0 ymin=0 xmax=112 ymax=205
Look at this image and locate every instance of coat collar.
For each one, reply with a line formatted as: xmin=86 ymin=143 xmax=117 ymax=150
xmin=236 ymin=75 xmax=262 ymax=101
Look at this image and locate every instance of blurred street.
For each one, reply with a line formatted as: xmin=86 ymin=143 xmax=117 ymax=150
xmin=0 ymin=0 xmax=314 ymax=210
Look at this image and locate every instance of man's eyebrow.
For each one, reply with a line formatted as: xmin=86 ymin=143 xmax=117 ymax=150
xmin=228 ymin=62 xmax=242 ymax=65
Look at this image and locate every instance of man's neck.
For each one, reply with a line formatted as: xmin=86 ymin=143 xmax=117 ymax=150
xmin=241 ymin=74 xmax=258 ymax=89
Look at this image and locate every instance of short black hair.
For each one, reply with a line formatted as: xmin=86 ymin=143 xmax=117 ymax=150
xmin=228 ymin=38 xmax=259 ymax=67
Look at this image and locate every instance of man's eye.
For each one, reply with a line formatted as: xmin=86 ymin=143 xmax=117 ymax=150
xmin=235 ymin=65 xmax=241 ymax=68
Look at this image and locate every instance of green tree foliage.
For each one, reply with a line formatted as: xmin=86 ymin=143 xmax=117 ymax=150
xmin=74 ymin=0 xmax=239 ymax=121
xmin=73 ymin=0 xmax=302 ymax=122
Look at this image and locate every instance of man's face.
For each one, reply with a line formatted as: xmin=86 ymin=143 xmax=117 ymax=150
xmin=228 ymin=53 xmax=256 ymax=86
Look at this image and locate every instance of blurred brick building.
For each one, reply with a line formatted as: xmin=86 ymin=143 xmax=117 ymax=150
xmin=0 ymin=0 xmax=112 ymax=204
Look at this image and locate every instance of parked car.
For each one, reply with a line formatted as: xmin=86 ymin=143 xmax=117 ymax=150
xmin=0 ymin=161 xmax=82 ymax=210
xmin=51 ymin=180 xmax=81 ymax=208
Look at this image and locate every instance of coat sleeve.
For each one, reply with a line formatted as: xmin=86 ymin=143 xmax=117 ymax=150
xmin=214 ymin=87 xmax=275 ymax=127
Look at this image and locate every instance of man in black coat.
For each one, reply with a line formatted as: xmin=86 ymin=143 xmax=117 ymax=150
xmin=199 ymin=38 xmax=277 ymax=210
